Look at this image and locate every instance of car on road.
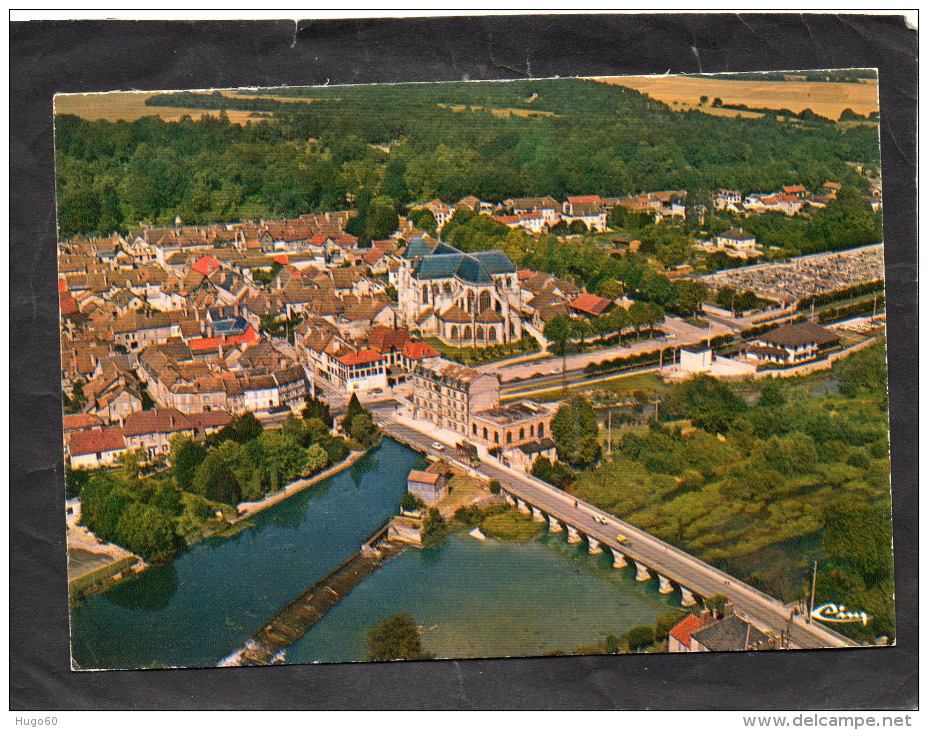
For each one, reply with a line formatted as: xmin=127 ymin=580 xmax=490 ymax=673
xmin=431 ymin=441 xmax=445 ymax=451
xmin=615 ymin=533 xmax=630 ymax=545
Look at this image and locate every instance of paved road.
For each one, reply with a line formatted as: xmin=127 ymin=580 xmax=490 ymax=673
xmin=378 ymin=417 xmax=852 ymax=651
xmin=483 ymin=315 xmax=732 ymax=381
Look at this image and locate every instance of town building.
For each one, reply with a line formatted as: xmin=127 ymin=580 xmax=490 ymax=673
xmin=746 ymin=322 xmax=841 ymax=365
xmin=406 ymin=469 xmax=449 ymax=507
xmin=397 ymin=240 xmax=523 ymax=348
xmin=411 ymin=358 xmax=500 ymax=436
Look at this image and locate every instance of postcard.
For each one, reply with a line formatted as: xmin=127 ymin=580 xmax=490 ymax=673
xmin=56 ymin=71 xmax=893 ymax=669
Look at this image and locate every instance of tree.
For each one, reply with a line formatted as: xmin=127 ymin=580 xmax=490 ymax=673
xmin=303 ymin=443 xmax=329 ymax=475
xmin=341 ymin=392 xmax=365 ymax=433
xmin=712 ymin=97 xmax=723 ymax=107
xmin=350 ymin=411 xmax=379 ymax=447
xmin=302 ymin=395 xmax=333 ymax=428
xmin=303 ymin=417 xmax=330 ymax=445
xmin=193 ymin=451 xmax=242 ymax=505
xmin=551 ymin=396 xmax=601 ymax=467
xmin=114 ymin=502 xmax=181 ymax=561
xmin=400 ymin=492 xmax=425 ymax=512
xmin=699 ymin=95 xmax=709 ymax=106
xmin=170 ymin=436 xmax=207 ymax=491
xmin=421 ymin=507 xmax=448 ymax=547
xmin=366 ymin=612 xmax=431 ymax=661
xmin=408 ymin=207 xmax=437 ymax=234
xmin=488 ymin=479 xmax=501 ymax=494
xmin=543 ymin=314 xmax=575 ymax=390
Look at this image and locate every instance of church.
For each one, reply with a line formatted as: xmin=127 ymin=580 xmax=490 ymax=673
xmin=397 ymin=238 xmax=523 ymax=348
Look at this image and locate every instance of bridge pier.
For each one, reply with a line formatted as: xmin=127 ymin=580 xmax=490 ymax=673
xmin=503 ymin=491 xmax=516 ymax=506
xmin=566 ymin=525 xmax=582 ymax=544
xmin=587 ymin=537 xmax=602 ymax=555
xmin=658 ymin=574 xmax=673 ymax=594
xmin=531 ymin=506 xmax=546 ymax=523
xmin=634 ymin=560 xmax=651 ymax=582
xmin=548 ymin=516 xmax=563 ymax=532
xmin=680 ymin=587 xmax=697 ymax=607
xmin=516 ymin=498 xmax=531 ymax=515
xmin=610 ymin=548 xmax=627 ymax=568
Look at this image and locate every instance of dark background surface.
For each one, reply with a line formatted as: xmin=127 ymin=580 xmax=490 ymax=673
xmin=10 ymin=14 xmax=917 ymax=710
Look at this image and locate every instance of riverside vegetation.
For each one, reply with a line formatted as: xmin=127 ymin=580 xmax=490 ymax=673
xmin=71 ymin=396 xmax=379 ymax=564
xmin=529 ymin=342 xmax=893 ymax=643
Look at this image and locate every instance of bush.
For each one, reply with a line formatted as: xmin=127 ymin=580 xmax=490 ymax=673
xmin=366 ymin=612 xmax=432 ymax=661
xmin=488 ymin=479 xmax=501 ymax=494
xmin=400 ymin=492 xmax=425 ymax=512
xmin=622 ymin=624 xmax=655 ymax=651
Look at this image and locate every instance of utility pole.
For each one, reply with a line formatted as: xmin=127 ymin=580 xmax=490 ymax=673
xmin=651 ymin=390 xmax=662 ymax=421
xmin=808 ymin=560 xmax=818 ymax=624
xmin=607 ymin=409 xmax=612 ymax=454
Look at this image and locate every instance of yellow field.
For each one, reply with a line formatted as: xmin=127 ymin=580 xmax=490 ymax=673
xmin=438 ymin=103 xmax=557 ymax=118
xmin=596 ymin=75 xmax=879 ymax=120
xmin=54 ymin=91 xmax=264 ymax=125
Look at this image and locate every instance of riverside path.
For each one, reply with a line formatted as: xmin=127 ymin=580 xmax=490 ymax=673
xmin=377 ymin=416 xmax=852 ymax=651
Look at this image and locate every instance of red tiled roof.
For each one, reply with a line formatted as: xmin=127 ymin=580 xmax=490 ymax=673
xmin=189 ymin=337 xmax=222 ymax=352
xmin=569 ymin=292 xmax=612 ymax=317
xmin=62 ymin=413 xmax=103 ymax=432
xmin=669 ymin=614 xmax=705 ymax=649
xmin=121 ymin=408 xmax=194 ymax=436
xmin=337 ymin=348 xmax=384 ymax=367
xmin=568 ymin=195 xmax=602 ymax=205
xmin=186 ymin=410 xmax=233 ymax=430
xmin=272 ymin=253 xmax=289 ymax=265
xmin=782 ymin=185 xmax=806 ymax=194
xmin=67 ymin=426 xmax=126 ymax=457
xmin=192 ymin=255 xmax=221 ymax=276
xmin=403 ymin=340 xmax=439 ymax=361
xmin=407 ymin=469 xmax=440 ymax=484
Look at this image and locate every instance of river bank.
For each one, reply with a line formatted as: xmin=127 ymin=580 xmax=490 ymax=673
xmin=67 ymin=445 xmax=371 ymax=604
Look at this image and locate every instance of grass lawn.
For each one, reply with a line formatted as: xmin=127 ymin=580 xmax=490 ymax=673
xmin=511 ymin=371 xmax=666 ymax=404
xmin=480 ymin=507 xmax=543 ymax=542
xmin=424 ymin=337 xmax=540 ymax=366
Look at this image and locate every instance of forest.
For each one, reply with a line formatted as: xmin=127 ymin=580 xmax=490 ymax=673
xmin=55 ymin=77 xmax=880 ymax=237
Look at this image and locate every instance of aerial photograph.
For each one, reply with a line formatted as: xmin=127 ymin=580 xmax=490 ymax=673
xmin=56 ymin=70 xmax=893 ymax=669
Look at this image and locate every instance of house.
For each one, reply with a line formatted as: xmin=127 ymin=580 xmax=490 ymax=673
xmin=746 ymin=322 xmax=841 ymax=365
xmin=569 ymin=292 xmax=613 ymax=318
xmin=714 ymin=228 xmax=757 ymax=253
xmin=493 ymin=211 xmax=547 ymax=234
xmin=781 ymin=184 xmax=807 ymax=199
xmin=121 ymin=408 xmax=196 ymax=459
xmin=667 ymin=614 xmax=709 ymax=653
xmin=504 ymin=196 xmax=561 ymax=226
xmin=411 ymin=358 xmax=501 ymax=437
xmin=406 ymin=469 xmax=449 ymax=507
xmin=469 ymin=399 xmax=555 ymax=453
xmin=507 ymin=438 xmax=558 ymax=473
xmin=66 ymin=426 xmax=127 ymax=469
xmin=689 ymin=613 xmax=771 ymax=652
xmin=422 ymin=199 xmax=454 ymax=230
xmin=62 ymin=413 xmax=104 ymax=434
xmin=561 ymin=196 xmax=607 ymax=231
xmin=328 ymin=348 xmax=388 ymax=394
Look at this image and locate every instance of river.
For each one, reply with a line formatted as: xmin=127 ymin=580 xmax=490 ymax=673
xmin=70 ymin=439 xmax=678 ymax=669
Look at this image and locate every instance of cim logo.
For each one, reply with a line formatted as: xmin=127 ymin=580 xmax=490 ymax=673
xmin=810 ymin=603 xmax=868 ymax=625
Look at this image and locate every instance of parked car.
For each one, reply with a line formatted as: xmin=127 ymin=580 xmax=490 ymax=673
xmin=431 ymin=441 xmax=445 ymax=451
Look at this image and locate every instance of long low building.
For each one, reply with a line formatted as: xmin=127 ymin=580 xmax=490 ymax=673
xmin=746 ymin=322 xmax=841 ymax=365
